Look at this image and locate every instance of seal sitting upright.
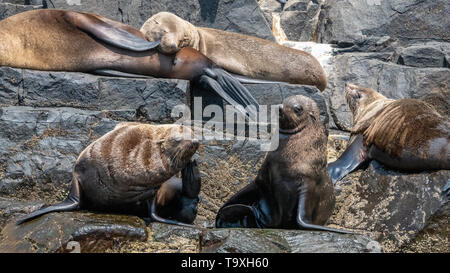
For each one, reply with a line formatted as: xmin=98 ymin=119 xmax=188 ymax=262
xmin=328 ymin=84 xmax=450 ymax=184
xmin=140 ymin=12 xmax=328 ymax=91
xmin=17 ymin=123 xmax=201 ymax=227
xmin=215 ymin=95 xmax=350 ymax=233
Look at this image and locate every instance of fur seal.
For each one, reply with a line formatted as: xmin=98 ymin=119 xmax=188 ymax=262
xmin=215 ymin=95 xmax=350 ymax=233
xmin=140 ymin=12 xmax=328 ymax=91
xmin=17 ymin=122 xmax=201 ymax=226
xmin=328 ymin=83 xmax=450 ymax=183
xmin=0 ymin=9 xmax=260 ymax=118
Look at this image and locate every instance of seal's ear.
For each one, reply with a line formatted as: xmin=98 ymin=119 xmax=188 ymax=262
xmin=64 ymin=11 xmax=160 ymax=52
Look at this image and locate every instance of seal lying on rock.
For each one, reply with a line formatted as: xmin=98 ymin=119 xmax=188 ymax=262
xmin=328 ymin=83 xmax=450 ymax=183
xmin=0 ymin=9 xmax=260 ymax=118
xmin=17 ymin=123 xmax=201 ymax=227
xmin=215 ymin=95 xmax=350 ymax=233
xmin=140 ymin=12 xmax=328 ymax=90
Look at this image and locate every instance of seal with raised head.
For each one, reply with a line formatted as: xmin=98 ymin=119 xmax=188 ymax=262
xmin=328 ymin=83 xmax=450 ymax=183
xmin=17 ymin=122 xmax=201 ymax=227
xmin=0 ymin=9 xmax=260 ymax=118
xmin=215 ymin=95 xmax=350 ymax=233
xmin=140 ymin=12 xmax=328 ymax=91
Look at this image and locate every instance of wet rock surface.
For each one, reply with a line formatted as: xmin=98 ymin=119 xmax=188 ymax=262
xmin=0 ymin=212 xmax=148 ymax=253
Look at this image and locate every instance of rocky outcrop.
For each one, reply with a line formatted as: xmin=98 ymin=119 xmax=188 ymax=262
xmin=0 ymin=212 xmax=148 ymax=253
xmin=327 ymin=135 xmax=450 ymax=252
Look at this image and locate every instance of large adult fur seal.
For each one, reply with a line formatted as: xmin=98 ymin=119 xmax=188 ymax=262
xmin=0 ymin=9 xmax=259 ymax=118
xmin=17 ymin=122 xmax=201 ymax=226
xmin=215 ymin=95 xmax=350 ymax=233
xmin=140 ymin=12 xmax=328 ymax=91
xmin=328 ymin=83 xmax=450 ymax=183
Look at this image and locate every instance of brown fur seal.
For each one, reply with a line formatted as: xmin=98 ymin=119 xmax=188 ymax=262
xmin=215 ymin=95 xmax=350 ymax=233
xmin=17 ymin=122 xmax=201 ymax=227
xmin=0 ymin=9 xmax=260 ymax=118
xmin=140 ymin=12 xmax=328 ymax=91
xmin=328 ymin=83 xmax=450 ymax=183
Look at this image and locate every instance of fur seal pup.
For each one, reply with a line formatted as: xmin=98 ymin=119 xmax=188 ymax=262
xmin=328 ymin=83 xmax=450 ymax=183
xmin=0 ymin=9 xmax=260 ymax=118
xmin=140 ymin=12 xmax=328 ymax=91
xmin=215 ymin=95 xmax=350 ymax=233
xmin=17 ymin=122 xmax=201 ymax=226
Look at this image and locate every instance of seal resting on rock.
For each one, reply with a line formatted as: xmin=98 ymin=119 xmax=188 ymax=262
xmin=0 ymin=9 xmax=260 ymax=118
xmin=215 ymin=95 xmax=350 ymax=233
xmin=328 ymin=83 xmax=450 ymax=183
xmin=140 ymin=12 xmax=328 ymax=90
xmin=17 ymin=122 xmax=201 ymax=227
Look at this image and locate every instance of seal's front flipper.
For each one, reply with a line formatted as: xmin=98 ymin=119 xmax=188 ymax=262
xmin=181 ymin=159 xmax=201 ymax=199
xmin=64 ymin=11 xmax=160 ymax=52
xmin=215 ymin=204 xmax=259 ymax=228
xmin=16 ymin=180 xmax=81 ymax=225
xmin=296 ymin=189 xmax=354 ymax=234
xmin=328 ymin=134 xmax=369 ymax=184
xmin=199 ymin=68 xmax=260 ymax=122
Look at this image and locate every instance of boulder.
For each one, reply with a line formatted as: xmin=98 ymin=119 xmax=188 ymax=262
xmin=201 ymin=227 xmax=381 ymax=253
xmin=110 ymin=222 xmax=381 ymax=253
xmin=329 ymin=158 xmax=449 ymax=252
xmin=317 ymin=0 xmax=450 ymax=46
xmin=0 ymin=212 xmax=147 ymax=253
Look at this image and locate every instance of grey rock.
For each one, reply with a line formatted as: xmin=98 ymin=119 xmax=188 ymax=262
xmin=0 ymin=106 xmax=119 ymax=198
xmin=325 ymin=52 xmax=450 ymax=130
xmin=0 ymin=212 xmax=147 ymax=253
xmin=330 ymin=161 xmax=450 ymax=251
xmin=0 ymin=197 xmax=44 ymax=231
xmin=14 ymin=0 xmax=274 ymax=41
xmin=201 ymin=228 xmax=381 ymax=253
xmin=0 ymin=67 xmax=190 ymax=123
xmin=0 ymin=2 xmax=41 ymax=20
xmin=392 ymin=42 xmax=450 ymax=68
xmin=280 ymin=0 xmax=323 ymax=41
xmin=317 ymin=0 xmax=450 ymax=46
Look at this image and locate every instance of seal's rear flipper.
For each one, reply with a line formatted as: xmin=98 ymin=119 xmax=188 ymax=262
xmin=296 ymin=190 xmax=354 ymax=234
xmin=64 ymin=11 xmax=160 ymax=52
xmin=215 ymin=204 xmax=258 ymax=228
xmin=150 ymin=198 xmax=196 ymax=228
xmin=16 ymin=181 xmax=81 ymax=225
xmin=328 ymin=134 xmax=369 ymax=184
xmin=199 ymin=68 xmax=260 ymax=122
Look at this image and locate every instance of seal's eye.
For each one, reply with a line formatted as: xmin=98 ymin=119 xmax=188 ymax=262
xmin=293 ymin=104 xmax=303 ymax=114
xmin=355 ymin=92 xmax=361 ymax=99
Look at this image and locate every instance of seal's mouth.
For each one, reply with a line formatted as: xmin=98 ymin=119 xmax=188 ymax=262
xmin=278 ymin=105 xmax=306 ymax=134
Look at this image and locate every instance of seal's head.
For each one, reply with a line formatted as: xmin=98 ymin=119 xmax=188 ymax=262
xmin=279 ymin=95 xmax=320 ymax=134
xmin=345 ymin=83 xmax=387 ymax=117
xmin=140 ymin=12 xmax=200 ymax=54
xmin=159 ymin=125 xmax=199 ymax=172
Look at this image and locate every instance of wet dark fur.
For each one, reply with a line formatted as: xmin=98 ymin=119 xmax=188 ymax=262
xmin=216 ymin=95 xmax=343 ymax=232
